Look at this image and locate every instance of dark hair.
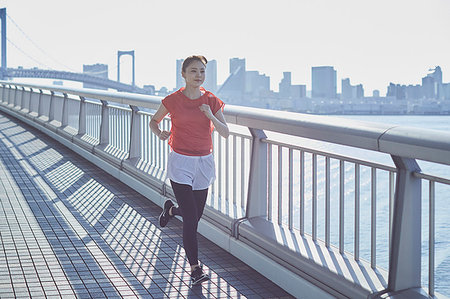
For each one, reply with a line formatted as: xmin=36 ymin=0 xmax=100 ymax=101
xmin=182 ymin=55 xmax=208 ymax=73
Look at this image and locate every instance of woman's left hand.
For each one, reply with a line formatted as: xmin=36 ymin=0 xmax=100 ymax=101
xmin=199 ymin=104 xmax=213 ymax=119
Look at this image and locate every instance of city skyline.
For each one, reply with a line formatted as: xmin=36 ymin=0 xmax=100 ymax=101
xmin=1 ymin=0 xmax=449 ymax=93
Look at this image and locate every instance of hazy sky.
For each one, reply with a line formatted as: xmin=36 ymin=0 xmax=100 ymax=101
xmin=1 ymin=0 xmax=449 ymax=94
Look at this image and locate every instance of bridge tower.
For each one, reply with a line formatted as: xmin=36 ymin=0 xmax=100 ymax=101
xmin=0 ymin=8 xmax=6 ymax=78
xmin=117 ymin=50 xmax=135 ymax=87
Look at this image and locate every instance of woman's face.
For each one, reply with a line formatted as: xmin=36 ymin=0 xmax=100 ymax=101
xmin=182 ymin=60 xmax=206 ymax=88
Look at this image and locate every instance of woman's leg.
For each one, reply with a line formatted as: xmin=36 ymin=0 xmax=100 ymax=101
xmin=193 ymin=188 xmax=208 ymax=221
xmin=170 ymin=180 xmax=201 ymax=266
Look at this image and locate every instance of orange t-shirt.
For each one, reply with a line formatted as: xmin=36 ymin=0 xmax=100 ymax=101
xmin=162 ymin=88 xmax=224 ymax=156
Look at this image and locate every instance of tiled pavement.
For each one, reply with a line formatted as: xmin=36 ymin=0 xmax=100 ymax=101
xmin=0 ymin=112 xmax=294 ymax=299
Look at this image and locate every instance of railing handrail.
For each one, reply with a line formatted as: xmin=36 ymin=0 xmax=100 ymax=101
xmin=4 ymin=80 xmax=450 ymax=166
xmin=2 ymin=81 xmax=448 ymax=298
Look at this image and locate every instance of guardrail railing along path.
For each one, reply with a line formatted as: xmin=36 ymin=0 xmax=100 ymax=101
xmin=1 ymin=81 xmax=449 ymax=299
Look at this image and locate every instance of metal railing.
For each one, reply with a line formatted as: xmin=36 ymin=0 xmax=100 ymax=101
xmin=1 ymin=81 xmax=449 ymax=298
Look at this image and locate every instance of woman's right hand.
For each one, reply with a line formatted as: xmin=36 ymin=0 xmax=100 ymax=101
xmin=159 ymin=130 xmax=171 ymax=140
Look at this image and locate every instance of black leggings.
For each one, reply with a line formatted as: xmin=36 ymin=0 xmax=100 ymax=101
xmin=170 ymin=180 xmax=208 ymax=266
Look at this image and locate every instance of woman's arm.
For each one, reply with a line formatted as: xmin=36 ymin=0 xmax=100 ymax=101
xmin=150 ymin=104 xmax=171 ymax=140
xmin=199 ymin=104 xmax=229 ymax=138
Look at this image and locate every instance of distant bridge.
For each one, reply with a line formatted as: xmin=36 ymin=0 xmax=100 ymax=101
xmin=2 ymin=67 xmax=152 ymax=94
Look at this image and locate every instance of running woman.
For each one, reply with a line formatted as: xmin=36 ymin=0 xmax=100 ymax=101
xmin=150 ymin=55 xmax=229 ymax=286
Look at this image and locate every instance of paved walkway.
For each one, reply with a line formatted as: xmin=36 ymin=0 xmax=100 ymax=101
xmin=0 ymin=112 xmax=293 ymax=299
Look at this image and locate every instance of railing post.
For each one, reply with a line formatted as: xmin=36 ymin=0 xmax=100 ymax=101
xmin=78 ymin=96 xmax=86 ymax=135
xmin=99 ymin=100 xmax=109 ymax=145
xmin=28 ymin=87 xmax=33 ymax=112
xmin=246 ymin=128 xmax=268 ymax=218
xmin=48 ymin=91 xmax=55 ymax=121
xmin=61 ymin=93 xmax=69 ymax=127
xmin=20 ymin=87 xmax=25 ymax=110
xmin=37 ymin=89 xmax=43 ymax=117
xmin=7 ymin=84 xmax=12 ymax=105
xmin=13 ymin=85 xmax=18 ymax=107
xmin=128 ymin=105 xmax=141 ymax=160
xmin=388 ymin=155 xmax=422 ymax=292
xmin=0 ymin=84 xmax=4 ymax=103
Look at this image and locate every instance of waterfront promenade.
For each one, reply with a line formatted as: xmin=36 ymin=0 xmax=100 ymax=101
xmin=0 ymin=111 xmax=293 ymax=298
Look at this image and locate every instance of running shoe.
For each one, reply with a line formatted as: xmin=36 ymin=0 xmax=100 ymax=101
xmin=191 ymin=266 xmax=210 ymax=286
xmin=159 ymin=200 xmax=174 ymax=227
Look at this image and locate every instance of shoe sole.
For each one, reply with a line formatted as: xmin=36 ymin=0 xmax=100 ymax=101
xmin=159 ymin=201 xmax=173 ymax=227
xmin=191 ymin=274 xmax=209 ymax=286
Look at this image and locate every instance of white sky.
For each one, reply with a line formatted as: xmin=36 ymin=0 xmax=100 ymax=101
xmin=1 ymin=0 xmax=449 ymax=94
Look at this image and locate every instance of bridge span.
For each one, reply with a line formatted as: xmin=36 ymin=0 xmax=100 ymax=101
xmin=2 ymin=68 xmax=152 ymax=94
xmin=1 ymin=81 xmax=449 ymax=298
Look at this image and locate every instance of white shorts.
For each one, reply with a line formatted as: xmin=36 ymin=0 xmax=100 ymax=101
xmin=167 ymin=151 xmax=216 ymax=190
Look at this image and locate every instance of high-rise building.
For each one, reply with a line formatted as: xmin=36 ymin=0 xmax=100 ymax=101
xmin=203 ymin=59 xmax=217 ymax=93
xmin=342 ymin=78 xmax=364 ymax=99
xmin=217 ymin=58 xmax=246 ymax=103
xmin=290 ymin=85 xmax=306 ymax=99
xmin=83 ymin=63 xmax=108 ymax=90
xmin=356 ymin=84 xmax=364 ymax=99
xmin=422 ymin=76 xmax=435 ymax=99
xmin=373 ymin=90 xmax=380 ymax=98
xmin=405 ymin=85 xmax=422 ymax=100
xmin=246 ymin=71 xmax=270 ymax=96
xmin=442 ymin=83 xmax=450 ymax=100
xmin=176 ymin=59 xmax=184 ymax=90
xmin=421 ymin=66 xmax=443 ymax=99
xmin=279 ymin=72 xmax=291 ymax=98
xmin=279 ymin=72 xmax=306 ymax=99
xmin=387 ymin=83 xmax=406 ymax=100
xmin=312 ymin=66 xmax=336 ymax=98
xmin=341 ymin=78 xmax=352 ymax=99
xmin=230 ymin=58 xmax=246 ymax=74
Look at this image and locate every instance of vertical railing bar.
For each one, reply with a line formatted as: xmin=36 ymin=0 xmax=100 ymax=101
xmin=325 ymin=156 xmax=331 ymax=247
xmin=389 ymin=171 xmax=395 ymax=262
xmin=158 ymin=117 xmax=162 ymax=168
xmin=154 ymin=114 xmax=158 ymax=165
xmin=118 ymin=109 xmax=121 ymax=150
xmin=119 ymin=108 xmax=122 ymax=150
xmin=123 ymin=109 xmax=126 ymax=151
xmin=289 ymin=148 xmax=294 ymax=230
xmin=300 ymin=150 xmax=305 ymax=235
xmin=116 ymin=108 xmax=119 ymax=149
xmin=278 ymin=145 xmax=283 ymax=225
xmin=233 ymin=135 xmax=237 ymax=206
xmin=120 ymin=109 xmax=123 ymax=150
xmin=164 ymin=119 xmax=169 ymax=170
xmin=267 ymin=144 xmax=272 ymax=221
xmin=159 ymin=117 xmax=163 ymax=166
xmin=429 ymin=180 xmax=435 ymax=297
xmin=355 ymin=163 xmax=360 ymax=261
xmin=371 ymin=167 xmax=377 ymax=268
xmin=211 ymin=132 xmax=216 ymax=199
xmin=78 ymin=96 xmax=86 ymax=135
xmin=312 ymin=153 xmax=317 ymax=241
xmin=339 ymin=160 xmax=345 ymax=253
xmin=226 ymin=136 xmax=230 ymax=202
xmin=145 ymin=115 xmax=149 ymax=161
xmin=112 ymin=108 xmax=116 ymax=149
xmin=218 ymin=136 xmax=222 ymax=204
xmin=241 ymin=137 xmax=245 ymax=210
